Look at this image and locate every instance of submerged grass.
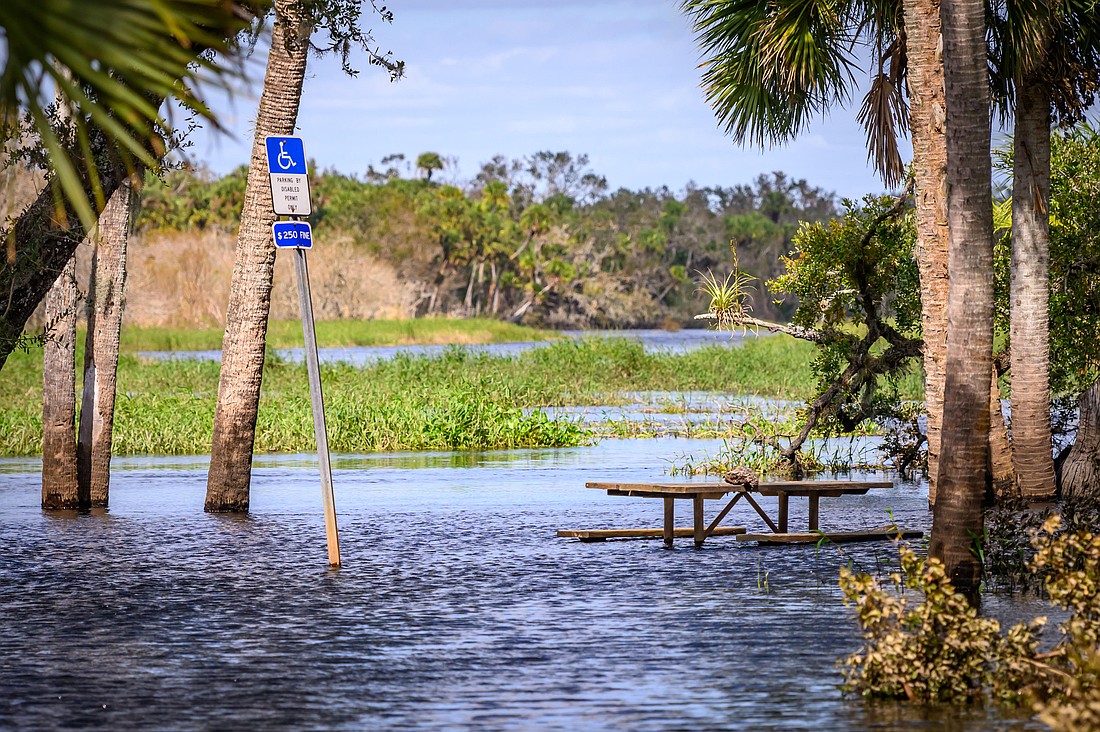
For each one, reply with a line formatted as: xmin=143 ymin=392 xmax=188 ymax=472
xmin=0 ymin=334 xmax=913 ymax=456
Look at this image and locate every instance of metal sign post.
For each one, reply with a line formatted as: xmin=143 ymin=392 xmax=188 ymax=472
xmin=267 ymin=137 xmax=340 ymax=568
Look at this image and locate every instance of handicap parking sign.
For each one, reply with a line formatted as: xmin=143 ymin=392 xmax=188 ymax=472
xmin=265 ymin=136 xmax=311 ymax=215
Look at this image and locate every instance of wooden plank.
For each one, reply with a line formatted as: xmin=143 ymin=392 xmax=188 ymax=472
xmin=808 ymin=494 xmax=819 ymax=531
xmin=777 ymin=493 xmax=789 ymax=533
xmin=589 ymin=480 xmax=892 ymax=497
xmin=588 ymin=482 xmax=731 ymax=495
xmin=704 ymin=493 xmax=744 ymax=538
xmin=557 ymin=526 xmax=747 ymax=542
xmin=605 ymin=489 xmax=728 ymax=500
xmin=736 ymin=527 xmax=924 ymax=545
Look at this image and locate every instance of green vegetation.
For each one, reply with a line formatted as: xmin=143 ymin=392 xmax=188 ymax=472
xmin=116 ymin=318 xmax=557 ymax=352
xmin=842 ymin=518 xmax=1100 ymax=729
xmin=0 ymin=335 xmax=844 ymax=456
xmin=134 ymin=159 xmax=838 ymax=329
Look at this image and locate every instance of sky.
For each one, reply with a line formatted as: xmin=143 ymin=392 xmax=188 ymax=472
xmin=188 ymin=0 xmax=904 ymax=201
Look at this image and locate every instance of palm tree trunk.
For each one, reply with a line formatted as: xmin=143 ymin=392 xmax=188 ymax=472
xmin=1010 ymin=80 xmax=1056 ymax=500
xmin=77 ymin=183 xmax=133 ymax=508
xmin=41 ymin=258 xmax=80 ymax=509
xmin=902 ymin=0 xmax=950 ymax=506
xmin=929 ymin=0 xmax=994 ymax=600
xmin=1061 ymin=380 xmax=1100 ymax=501
xmin=206 ymin=0 xmax=310 ymax=512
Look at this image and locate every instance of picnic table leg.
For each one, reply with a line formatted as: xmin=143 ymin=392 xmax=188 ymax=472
xmin=741 ymin=492 xmax=780 ymax=533
xmin=809 ymin=495 xmax=819 ymax=532
xmin=693 ymin=496 xmax=704 ymax=548
xmin=663 ymin=497 xmax=674 ymax=547
xmin=778 ymin=492 xmax=789 ymax=534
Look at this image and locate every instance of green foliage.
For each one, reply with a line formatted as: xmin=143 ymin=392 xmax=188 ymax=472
xmin=842 ymin=518 xmax=1100 ymax=726
xmin=131 ymin=159 xmax=837 ymax=328
xmin=0 ymin=0 xmax=257 ymax=227
xmin=0 ymin=333 xmax=823 ymax=456
xmin=841 ymin=543 xmax=1044 ymax=704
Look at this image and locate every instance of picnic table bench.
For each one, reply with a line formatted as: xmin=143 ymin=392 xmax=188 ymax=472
xmin=556 ymin=480 xmax=922 ymax=548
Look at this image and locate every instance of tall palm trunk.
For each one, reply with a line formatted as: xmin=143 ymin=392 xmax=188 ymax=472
xmin=41 ymin=259 xmax=80 ymax=509
xmin=929 ymin=0 xmax=994 ymax=599
xmin=206 ymin=0 xmax=310 ymax=512
xmin=1062 ymin=380 xmax=1100 ymax=501
xmin=77 ymin=183 xmax=133 ymax=507
xmin=901 ymin=0 xmax=950 ymax=506
xmin=1010 ymin=80 xmax=1057 ymax=500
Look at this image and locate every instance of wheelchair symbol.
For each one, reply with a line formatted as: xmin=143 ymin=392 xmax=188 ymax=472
xmin=276 ymin=140 xmax=296 ymax=171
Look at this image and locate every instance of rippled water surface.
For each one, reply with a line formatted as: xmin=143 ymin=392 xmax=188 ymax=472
xmin=0 ymin=438 xmax=1044 ymax=730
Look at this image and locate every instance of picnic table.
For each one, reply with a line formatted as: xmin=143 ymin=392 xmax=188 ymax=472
xmin=557 ymin=480 xmax=922 ymax=547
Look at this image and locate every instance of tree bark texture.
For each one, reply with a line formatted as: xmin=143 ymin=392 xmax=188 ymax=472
xmin=77 ymin=183 xmax=133 ymax=508
xmin=929 ymin=0 xmax=994 ymax=599
xmin=205 ymin=0 xmax=310 ymax=512
xmin=41 ymin=258 xmax=80 ymax=509
xmin=1062 ymin=381 xmax=1100 ymax=501
xmin=1010 ymin=81 xmax=1057 ymax=500
xmin=902 ymin=0 xmax=950 ymax=507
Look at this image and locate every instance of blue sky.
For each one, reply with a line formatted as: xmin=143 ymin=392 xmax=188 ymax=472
xmin=191 ymin=0 xmax=902 ymax=200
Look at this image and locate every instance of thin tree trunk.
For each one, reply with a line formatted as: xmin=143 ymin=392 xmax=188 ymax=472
xmin=902 ymin=0 xmax=950 ymax=506
xmin=464 ymin=262 xmax=477 ymax=313
xmin=41 ymin=258 xmax=80 ymax=509
xmin=77 ymin=183 xmax=133 ymax=508
xmin=1062 ymin=380 xmax=1100 ymax=501
xmin=206 ymin=0 xmax=310 ymax=512
xmin=1010 ymin=80 xmax=1056 ymax=500
xmin=990 ymin=364 xmax=1015 ymax=501
xmin=929 ymin=0 xmax=994 ymax=601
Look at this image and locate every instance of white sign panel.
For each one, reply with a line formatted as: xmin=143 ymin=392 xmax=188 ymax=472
xmin=265 ymin=136 xmax=312 ymax=215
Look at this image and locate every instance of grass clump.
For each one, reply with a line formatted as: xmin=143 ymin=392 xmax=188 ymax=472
xmin=0 ymin=333 xmax=824 ymax=456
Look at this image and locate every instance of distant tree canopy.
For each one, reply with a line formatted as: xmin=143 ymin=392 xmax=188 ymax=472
xmin=135 ymin=152 xmax=839 ymax=328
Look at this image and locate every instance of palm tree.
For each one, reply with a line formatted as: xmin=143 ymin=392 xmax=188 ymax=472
xmin=416 ymin=152 xmax=444 ymax=182
xmin=991 ymin=1 xmax=1100 ymax=500
xmin=77 ymin=183 xmax=134 ymax=508
xmin=929 ymin=0 xmax=994 ymax=599
xmin=206 ymin=0 xmax=311 ymax=513
xmin=680 ymin=0 xmax=959 ymax=504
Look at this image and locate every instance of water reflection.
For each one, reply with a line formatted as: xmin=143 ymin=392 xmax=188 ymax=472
xmin=0 ymin=438 xmax=1043 ymax=730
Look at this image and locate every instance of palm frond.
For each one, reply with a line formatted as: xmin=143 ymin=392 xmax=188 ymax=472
xmin=0 ymin=0 xmax=258 ymax=228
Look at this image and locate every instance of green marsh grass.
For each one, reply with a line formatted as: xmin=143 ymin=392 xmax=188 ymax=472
xmin=0 ymin=334 xmax=918 ymax=456
xmin=116 ymin=317 xmax=558 ymax=352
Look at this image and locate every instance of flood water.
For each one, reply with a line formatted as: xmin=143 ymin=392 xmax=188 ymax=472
xmin=137 ymin=327 xmax=756 ymax=365
xmin=0 ymin=437 xmax=1048 ymax=730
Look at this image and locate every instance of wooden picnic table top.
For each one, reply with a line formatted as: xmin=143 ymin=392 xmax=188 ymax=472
xmin=585 ymin=480 xmax=892 ymax=499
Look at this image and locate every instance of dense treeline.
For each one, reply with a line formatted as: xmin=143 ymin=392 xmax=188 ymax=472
xmin=137 ymin=152 xmax=839 ymax=328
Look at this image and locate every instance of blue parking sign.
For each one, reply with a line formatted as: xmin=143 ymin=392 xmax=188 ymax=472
xmin=265 ymin=136 xmax=307 ymax=174
xmin=272 ymin=220 xmax=313 ymax=249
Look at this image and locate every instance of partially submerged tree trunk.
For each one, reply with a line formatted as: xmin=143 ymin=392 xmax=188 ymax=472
xmin=206 ymin=0 xmax=310 ymax=512
xmin=1062 ymin=381 xmax=1100 ymax=501
xmin=930 ymin=0 xmax=994 ymax=600
xmin=902 ymin=0 xmax=951 ymax=507
xmin=77 ymin=183 xmax=133 ymax=508
xmin=1010 ymin=80 xmax=1057 ymax=500
xmin=41 ymin=258 xmax=80 ymax=509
